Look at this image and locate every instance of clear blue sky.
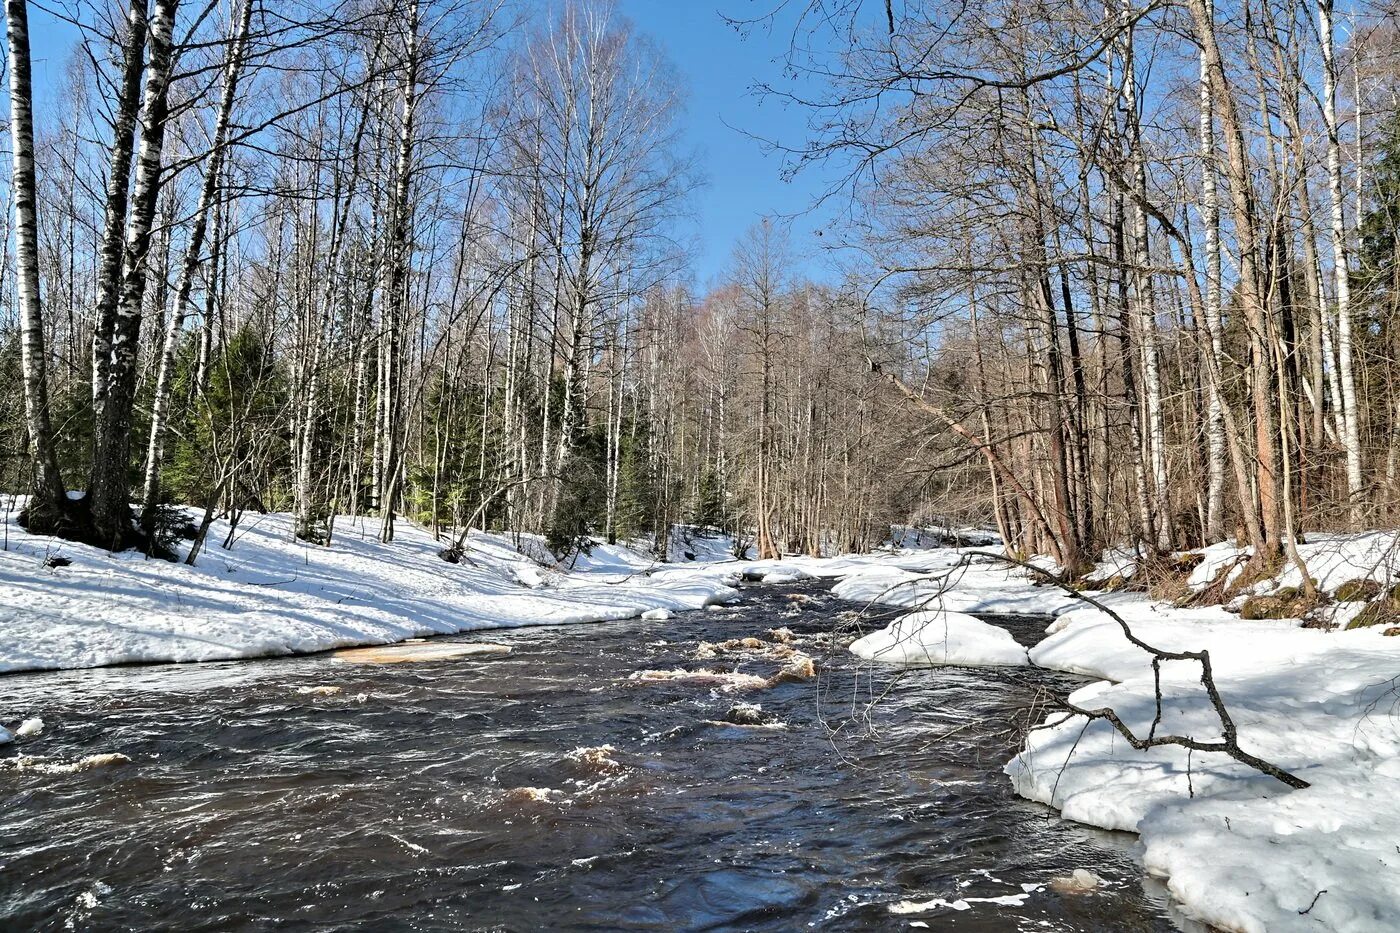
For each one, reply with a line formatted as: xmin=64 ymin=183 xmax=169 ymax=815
xmin=615 ymin=0 xmax=839 ymax=286
xmin=23 ymin=1 xmax=838 ymax=286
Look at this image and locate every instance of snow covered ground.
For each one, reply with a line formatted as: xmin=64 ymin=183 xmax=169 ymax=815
xmin=835 ymin=542 xmax=1400 ymax=933
xmin=849 ymin=609 xmax=1029 ymax=667
xmin=8 ymin=509 xmax=1400 ymax=930
xmin=0 ymin=509 xmax=753 ymax=675
xmin=0 ymin=509 xmax=962 ymax=676
xmin=1008 ymin=602 xmax=1400 ymax=933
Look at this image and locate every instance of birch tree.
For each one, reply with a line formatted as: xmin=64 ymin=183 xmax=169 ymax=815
xmin=5 ymin=0 xmax=68 ymax=529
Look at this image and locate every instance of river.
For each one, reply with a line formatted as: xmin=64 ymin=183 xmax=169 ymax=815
xmin=0 ymin=580 xmax=1182 ymax=931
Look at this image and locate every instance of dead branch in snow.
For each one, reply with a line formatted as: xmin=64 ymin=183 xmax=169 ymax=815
xmin=857 ymin=550 xmax=1310 ymax=789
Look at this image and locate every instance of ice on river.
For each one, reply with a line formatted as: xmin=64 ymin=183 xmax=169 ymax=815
xmin=850 ymin=609 xmax=1029 ymax=667
xmin=331 ymin=642 xmax=512 ymax=664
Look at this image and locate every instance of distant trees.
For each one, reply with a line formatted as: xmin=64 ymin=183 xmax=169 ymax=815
xmin=36 ymin=0 xmax=1395 ymax=568
xmin=0 ymin=0 xmax=930 ymax=562
xmin=755 ymin=0 xmax=1400 ymax=573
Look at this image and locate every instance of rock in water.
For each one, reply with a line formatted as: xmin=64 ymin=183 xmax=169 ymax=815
xmin=1049 ymin=869 xmax=1103 ymax=894
xmin=502 ymin=786 xmax=564 ymax=805
xmin=723 ymin=702 xmax=768 ymax=725
xmin=769 ymin=652 xmax=816 ymax=684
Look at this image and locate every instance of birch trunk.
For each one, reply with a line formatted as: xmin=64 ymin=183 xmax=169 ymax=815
xmin=90 ymin=0 xmax=148 ymax=425
xmin=89 ymin=0 xmax=180 ymax=550
xmin=6 ymin=0 xmax=68 ymax=522
xmin=379 ymin=0 xmax=420 ymax=543
xmin=1198 ymin=4 xmax=1226 ymax=542
xmin=1320 ymin=0 xmax=1364 ymax=521
xmin=140 ymin=0 xmax=253 ymax=528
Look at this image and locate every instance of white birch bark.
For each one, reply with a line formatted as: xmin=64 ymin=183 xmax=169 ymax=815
xmin=6 ymin=0 xmax=67 ymax=517
xmin=90 ymin=0 xmax=148 ymax=423
xmin=140 ymin=0 xmax=253 ymax=525
xmin=1320 ymin=0 xmax=1364 ymax=520
xmin=89 ymin=0 xmax=179 ymax=548
xmin=1199 ymin=0 xmax=1226 ymax=542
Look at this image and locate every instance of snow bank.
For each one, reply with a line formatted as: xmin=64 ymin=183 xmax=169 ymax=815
xmin=1188 ymin=531 xmax=1400 ymax=602
xmin=829 ymin=553 xmax=1075 ymax=616
xmin=850 ymin=609 xmax=1028 ymax=667
xmin=1008 ymin=598 xmax=1400 ymax=932
xmin=0 ymin=509 xmax=742 ymax=674
xmin=810 ymin=534 xmax=1400 ymax=931
xmin=758 ymin=566 xmax=813 ymax=584
xmin=0 ymin=507 xmax=974 ymax=675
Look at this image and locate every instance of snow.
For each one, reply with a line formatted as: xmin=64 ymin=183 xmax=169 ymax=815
xmin=999 ymin=554 xmax=1400 ymax=932
xmin=827 ymin=551 xmax=1076 ymax=615
xmin=1188 ymin=530 xmax=1400 ymax=604
xmin=826 ymin=538 xmax=1400 ymax=932
xmin=10 ymin=502 xmax=1400 ymax=932
xmin=0 ymin=508 xmax=742 ymax=674
xmin=0 ymin=508 xmax=1002 ymax=675
xmin=757 ymin=566 xmax=813 ymax=584
xmin=849 ymin=609 xmax=1028 ymax=667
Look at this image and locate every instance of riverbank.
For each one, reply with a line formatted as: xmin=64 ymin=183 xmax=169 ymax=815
xmin=8 ymin=509 xmax=1400 ymax=930
xmin=837 ymin=542 xmax=1400 ymax=933
xmin=0 ymin=507 xmax=976 ymax=677
xmin=0 ymin=508 xmax=755 ymax=676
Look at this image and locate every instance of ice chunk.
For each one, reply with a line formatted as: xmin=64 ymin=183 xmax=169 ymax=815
xmin=850 ymin=610 xmax=1028 ymax=667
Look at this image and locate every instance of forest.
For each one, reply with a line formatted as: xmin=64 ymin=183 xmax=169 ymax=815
xmin=0 ymin=0 xmax=931 ymax=565
xmin=6 ymin=2 xmax=1400 ymax=930
xmin=6 ymin=0 xmax=1400 ymax=588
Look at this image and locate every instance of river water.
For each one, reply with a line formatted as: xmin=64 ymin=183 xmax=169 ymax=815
xmin=0 ymin=581 xmax=1180 ymax=931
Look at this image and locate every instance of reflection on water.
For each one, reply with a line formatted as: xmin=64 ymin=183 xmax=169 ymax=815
xmin=0 ymin=581 xmax=1179 ymax=931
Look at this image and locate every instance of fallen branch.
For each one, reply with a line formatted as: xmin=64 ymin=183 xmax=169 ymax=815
xmin=863 ymin=550 xmax=1310 ymax=790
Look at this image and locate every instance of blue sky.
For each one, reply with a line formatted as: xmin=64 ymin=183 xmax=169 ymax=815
xmin=22 ymin=1 xmax=838 ymax=286
xmin=615 ymin=0 xmax=839 ymax=285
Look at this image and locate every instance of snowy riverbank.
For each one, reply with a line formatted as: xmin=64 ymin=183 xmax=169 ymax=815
xmin=0 ymin=509 xmax=756 ymax=675
xmin=837 ymin=543 xmax=1400 ymax=933
xmin=8 ymin=510 xmax=1400 ymax=930
xmin=0 ymin=507 xmax=967 ymax=677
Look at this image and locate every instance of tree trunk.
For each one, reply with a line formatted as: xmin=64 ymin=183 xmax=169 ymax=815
xmin=88 ymin=0 xmax=180 ymax=549
xmin=1320 ymin=0 xmax=1364 ymax=522
xmin=6 ymin=0 xmax=68 ymax=525
xmin=140 ymin=0 xmax=253 ymax=530
xmin=90 ymin=0 xmax=149 ymax=427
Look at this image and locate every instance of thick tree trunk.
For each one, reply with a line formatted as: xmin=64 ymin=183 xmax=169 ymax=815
xmin=88 ymin=0 xmax=180 ymax=549
xmin=90 ymin=0 xmax=149 ymax=427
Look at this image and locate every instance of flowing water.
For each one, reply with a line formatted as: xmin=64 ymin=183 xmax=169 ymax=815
xmin=0 ymin=581 xmax=1180 ymax=931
